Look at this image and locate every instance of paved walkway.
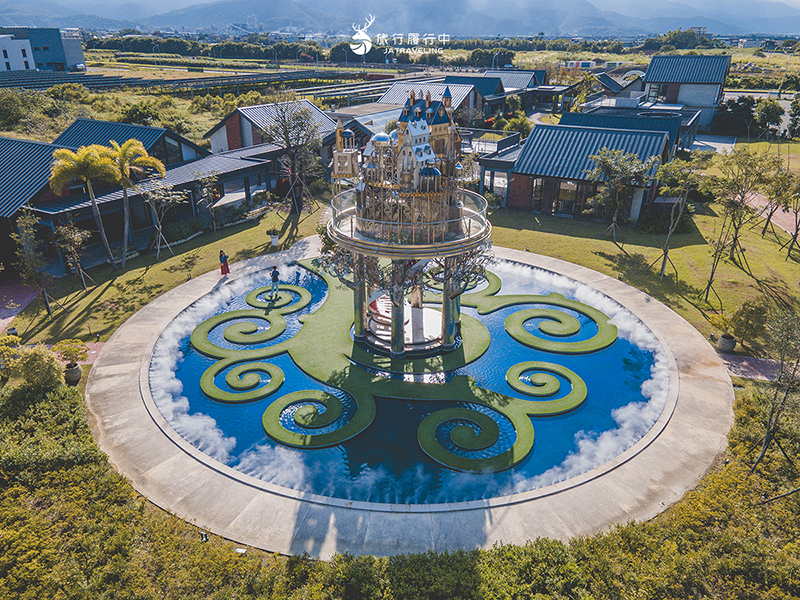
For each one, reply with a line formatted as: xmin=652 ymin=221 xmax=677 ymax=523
xmin=719 ymin=353 xmax=779 ymax=381
xmin=748 ymin=192 xmax=796 ymax=236
xmin=85 ymin=238 xmax=733 ymax=558
xmin=0 ymin=279 xmax=38 ymax=332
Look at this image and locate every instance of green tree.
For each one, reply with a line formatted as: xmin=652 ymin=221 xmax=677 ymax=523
xmin=504 ymin=115 xmax=532 ymax=137
xmin=755 ymin=97 xmax=785 ymax=134
xmin=713 ymin=95 xmax=758 ymax=137
xmin=108 ymin=139 xmax=165 ymax=269
xmin=788 ymin=94 xmax=800 ymax=138
xmin=11 ymin=208 xmax=54 ymax=319
xmin=585 ymin=148 xmax=659 ymax=246
xmin=761 ymin=168 xmax=797 ymax=237
xmin=708 ymin=147 xmax=779 ymax=262
xmin=49 ymin=145 xmax=120 ymax=269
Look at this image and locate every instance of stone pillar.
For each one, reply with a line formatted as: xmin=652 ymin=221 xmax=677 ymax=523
xmin=410 ymin=284 xmax=423 ymax=308
xmin=441 ymin=258 xmax=457 ymax=350
xmin=353 ymin=259 xmax=368 ymax=340
xmin=390 ymin=260 xmax=405 ymax=358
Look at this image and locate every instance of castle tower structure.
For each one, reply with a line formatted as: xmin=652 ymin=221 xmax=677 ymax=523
xmin=326 ymin=92 xmax=490 ymax=358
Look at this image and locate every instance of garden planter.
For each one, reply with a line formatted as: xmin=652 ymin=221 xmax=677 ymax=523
xmin=64 ymin=363 xmax=82 ymax=386
xmin=717 ymin=333 xmax=736 ymax=353
xmin=270 ymin=235 xmax=280 ymax=247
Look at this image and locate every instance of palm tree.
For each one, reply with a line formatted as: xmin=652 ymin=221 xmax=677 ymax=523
xmin=108 ymin=139 xmax=165 ymax=268
xmin=50 ymin=145 xmax=120 ymax=270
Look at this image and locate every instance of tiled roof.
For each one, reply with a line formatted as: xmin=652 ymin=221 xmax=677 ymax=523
xmin=643 ymin=55 xmax=731 ymax=85
xmin=53 ymin=118 xmax=165 ymax=150
xmin=483 ymin=70 xmax=537 ymax=91
xmin=531 ymin=70 xmax=548 ymax=86
xmin=208 ymin=99 xmax=336 ymax=140
xmin=595 ymin=72 xmax=623 ymax=93
xmin=355 ymin=108 xmax=403 ymax=134
xmin=53 ymin=118 xmax=209 ymax=157
xmin=32 ymin=153 xmax=271 ymax=216
xmin=558 ymin=112 xmax=681 ymax=149
xmin=513 ymin=125 xmax=667 ymax=180
xmin=377 ymin=82 xmax=472 ymax=109
xmin=444 ymin=75 xmax=504 ymax=99
xmin=0 ymin=137 xmax=71 ymax=218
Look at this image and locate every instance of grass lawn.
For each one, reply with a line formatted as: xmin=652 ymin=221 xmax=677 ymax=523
xmin=10 ymin=196 xmax=800 ymax=358
xmin=11 ymin=204 xmax=325 ymax=345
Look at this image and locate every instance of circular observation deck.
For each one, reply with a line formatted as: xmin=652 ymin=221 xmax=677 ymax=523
xmin=327 ymin=188 xmax=492 ymax=260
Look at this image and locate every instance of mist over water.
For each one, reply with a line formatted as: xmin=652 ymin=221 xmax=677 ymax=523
xmin=149 ymin=260 xmax=670 ymax=504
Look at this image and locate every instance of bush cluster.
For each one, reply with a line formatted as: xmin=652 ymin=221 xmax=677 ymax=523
xmin=161 ymin=217 xmax=205 ymax=242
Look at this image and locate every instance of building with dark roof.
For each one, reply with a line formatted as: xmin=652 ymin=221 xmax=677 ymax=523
xmin=559 ymin=111 xmax=682 ymax=157
xmin=54 ymin=118 xmax=209 ymax=166
xmin=507 ymin=124 xmax=669 ymax=221
xmin=378 ymin=82 xmax=476 ymax=120
xmin=595 ymin=72 xmax=644 ymax=97
xmin=643 ymin=55 xmax=731 ymax=129
xmin=443 ymin=75 xmax=507 ymax=115
xmin=204 ymin=99 xmax=336 ymax=153
xmin=0 ymin=123 xmax=282 ymax=274
xmin=581 ymin=102 xmax=701 ymax=151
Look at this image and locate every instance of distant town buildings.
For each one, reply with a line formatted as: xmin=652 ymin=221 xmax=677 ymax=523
xmin=0 ymin=27 xmax=84 ymax=72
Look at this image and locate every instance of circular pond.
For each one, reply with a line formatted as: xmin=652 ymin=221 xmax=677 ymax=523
xmin=149 ymin=259 xmax=669 ymax=505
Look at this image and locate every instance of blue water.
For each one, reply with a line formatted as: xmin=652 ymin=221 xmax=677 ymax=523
xmin=155 ymin=262 xmax=665 ymax=504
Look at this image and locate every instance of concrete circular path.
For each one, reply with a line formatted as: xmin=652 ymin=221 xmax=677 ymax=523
xmin=85 ymin=237 xmax=734 ymax=558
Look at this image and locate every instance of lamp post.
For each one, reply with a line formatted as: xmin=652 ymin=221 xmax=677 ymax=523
xmin=152 ymin=44 xmax=160 ymax=67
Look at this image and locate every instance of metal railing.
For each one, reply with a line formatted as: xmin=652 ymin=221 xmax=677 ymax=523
xmin=328 ymin=188 xmax=491 ymax=259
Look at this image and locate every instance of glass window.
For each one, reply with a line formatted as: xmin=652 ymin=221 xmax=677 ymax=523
xmin=4 ymin=63 xmax=9 ymax=71
xmin=43 ymin=46 xmax=49 ymax=51
xmin=647 ymin=83 xmax=668 ymax=103
xmin=21 ymin=49 xmax=26 ymax=57
xmin=530 ymin=177 xmax=543 ymax=211
xmin=555 ymin=180 xmax=577 ymax=215
xmin=2 ymin=50 xmax=7 ymax=58
xmin=165 ymin=137 xmax=182 ymax=164
xmin=24 ymin=61 xmax=29 ymax=69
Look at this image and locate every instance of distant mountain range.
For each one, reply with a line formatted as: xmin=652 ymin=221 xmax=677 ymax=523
xmin=3 ymin=0 xmax=800 ymax=37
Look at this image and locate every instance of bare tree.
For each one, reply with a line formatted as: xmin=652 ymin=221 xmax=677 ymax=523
xmin=707 ymin=147 xmax=780 ymax=263
xmin=259 ymin=93 xmax=321 ymax=214
xmin=53 ymin=220 xmax=94 ymax=291
xmin=194 ymin=170 xmax=220 ymax=231
xmin=11 ymin=208 xmax=55 ymax=319
xmin=750 ymin=307 xmax=800 ymax=475
xmin=137 ymin=181 xmax=187 ymax=259
xmin=652 ymin=151 xmax=711 ymax=281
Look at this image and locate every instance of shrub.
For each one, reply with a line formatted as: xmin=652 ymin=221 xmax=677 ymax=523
xmin=51 ymin=339 xmax=89 ymax=368
xmin=307 ymin=178 xmax=328 ymax=195
xmin=636 ymin=202 xmax=694 ymax=234
xmin=161 ymin=217 xmax=204 ymax=242
xmin=13 ymin=345 xmax=64 ymax=392
xmin=730 ymin=297 xmax=768 ymax=346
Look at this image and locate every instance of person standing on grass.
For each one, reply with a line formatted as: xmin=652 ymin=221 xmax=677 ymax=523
xmin=219 ymin=250 xmax=230 ymax=275
xmin=270 ymin=265 xmax=279 ymax=298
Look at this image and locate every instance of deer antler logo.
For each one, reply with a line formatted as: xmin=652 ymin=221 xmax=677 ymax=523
xmin=350 ymin=14 xmax=375 ymax=56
